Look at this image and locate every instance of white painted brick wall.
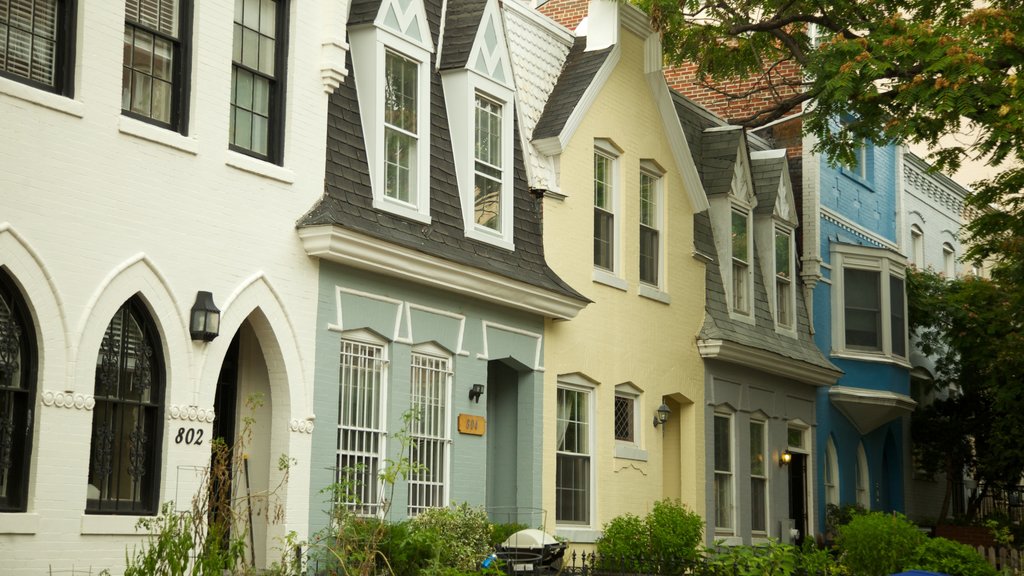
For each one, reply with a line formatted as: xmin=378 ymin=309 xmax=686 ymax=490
xmin=0 ymin=0 xmax=334 ymax=571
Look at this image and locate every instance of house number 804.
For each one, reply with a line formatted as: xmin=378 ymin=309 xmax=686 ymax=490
xmin=175 ymin=427 xmax=204 ymax=446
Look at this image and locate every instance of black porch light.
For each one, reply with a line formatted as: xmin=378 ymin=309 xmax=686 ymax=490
xmin=190 ymin=291 xmax=221 ymax=342
xmin=653 ymin=402 xmax=671 ymax=428
xmin=469 ymin=384 xmax=485 ymax=403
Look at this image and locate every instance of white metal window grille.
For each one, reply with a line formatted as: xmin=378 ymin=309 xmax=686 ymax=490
xmin=639 ymin=172 xmax=660 ymax=285
xmin=408 ymin=353 xmax=449 ymax=516
xmin=0 ymin=0 xmax=60 ymax=86
xmin=731 ymin=209 xmax=750 ymax=314
xmin=713 ymin=414 xmax=734 ymax=531
xmin=594 ymin=152 xmax=615 ymax=271
xmin=122 ymin=0 xmax=182 ymax=125
xmin=474 ymin=95 xmax=502 ymax=231
xmin=613 ymin=395 xmax=633 ymax=443
xmin=384 ymin=50 xmax=418 ymax=203
xmin=556 ymin=386 xmax=590 ymax=524
xmin=337 ymin=339 xmax=386 ymax=516
xmin=775 ymin=229 xmax=792 ymax=327
xmin=749 ymin=420 xmax=767 ymax=533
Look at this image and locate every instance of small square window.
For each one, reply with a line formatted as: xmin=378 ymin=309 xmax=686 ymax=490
xmin=613 ymin=395 xmax=633 ymax=443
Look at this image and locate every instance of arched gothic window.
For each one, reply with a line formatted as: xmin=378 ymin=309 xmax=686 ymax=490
xmin=87 ymin=296 xmax=163 ymax=514
xmin=0 ymin=268 xmax=36 ymax=512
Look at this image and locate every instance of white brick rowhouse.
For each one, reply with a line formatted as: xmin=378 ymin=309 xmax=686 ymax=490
xmin=0 ymin=0 xmax=347 ymax=571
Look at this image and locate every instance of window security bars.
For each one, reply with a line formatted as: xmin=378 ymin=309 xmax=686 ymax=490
xmin=408 ymin=353 xmax=449 ymax=516
xmin=337 ymin=340 xmax=386 ymax=516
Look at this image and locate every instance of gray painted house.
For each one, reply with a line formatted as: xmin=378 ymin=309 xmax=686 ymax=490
xmin=298 ymin=0 xmax=587 ymax=533
xmin=674 ymin=95 xmax=842 ymax=545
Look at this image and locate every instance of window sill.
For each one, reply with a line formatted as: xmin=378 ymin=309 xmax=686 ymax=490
xmin=751 ymin=536 xmax=771 ymax=546
xmin=831 ymin=349 xmax=911 ymax=368
xmin=555 ymin=526 xmax=600 ymax=543
xmin=614 ymin=444 xmax=648 ymax=461
xmin=372 ymin=197 xmax=431 ymax=225
xmin=0 ymin=512 xmax=39 ymax=534
xmin=592 ymin=269 xmax=627 ymax=291
xmin=81 ymin=514 xmax=148 ymax=535
xmin=466 ymin=227 xmax=514 ymax=251
xmin=119 ymin=116 xmax=198 ymax=155
xmin=638 ymin=284 xmax=670 ymax=304
xmin=713 ymin=535 xmax=742 ymax=547
xmin=0 ymin=78 xmax=84 ymax=118
xmin=225 ymin=150 xmax=295 ymax=184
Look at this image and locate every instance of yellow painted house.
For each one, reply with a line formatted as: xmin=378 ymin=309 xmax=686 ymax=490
xmin=505 ymin=0 xmax=709 ymax=544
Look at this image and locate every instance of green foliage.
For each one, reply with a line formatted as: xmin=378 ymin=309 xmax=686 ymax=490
xmin=826 ymin=503 xmax=867 ymax=537
xmin=908 ymin=537 xmax=998 ymax=576
xmin=123 ymin=502 xmax=247 ymax=576
xmin=596 ymin=499 xmax=703 ymax=572
xmin=489 ymin=522 xmax=528 ymax=549
xmin=836 ymin=512 xmax=925 ymax=576
xmin=706 ymin=540 xmax=799 ymax=576
xmin=412 ymin=504 xmax=493 ymax=573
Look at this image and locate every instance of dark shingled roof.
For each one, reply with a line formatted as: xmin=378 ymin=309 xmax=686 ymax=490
xmin=438 ymin=0 xmax=486 ymax=70
xmin=750 ymin=155 xmax=787 ymax=216
xmin=532 ymin=37 xmax=612 ymax=140
xmin=349 ymin=0 xmax=381 ymax=26
xmin=299 ymin=0 xmax=585 ymax=305
xmin=673 ymin=90 xmax=838 ymax=375
xmin=700 ymin=129 xmax=743 ymax=197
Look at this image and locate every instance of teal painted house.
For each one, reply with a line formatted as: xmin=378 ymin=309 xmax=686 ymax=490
xmin=298 ymin=0 xmax=587 ymax=534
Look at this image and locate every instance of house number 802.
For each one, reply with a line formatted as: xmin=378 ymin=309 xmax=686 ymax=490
xmin=175 ymin=427 xmax=204 ymax=446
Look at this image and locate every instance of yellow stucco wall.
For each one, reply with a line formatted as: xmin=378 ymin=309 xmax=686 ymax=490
xmin=541 ymin=21 xmax=707 ymax=542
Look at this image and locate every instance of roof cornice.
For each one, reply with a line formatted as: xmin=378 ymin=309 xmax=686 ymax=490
xmin=697 ymin=338 xmax=842 ymax=386
xmin=298 ymin=225 xmax=588 ymax=320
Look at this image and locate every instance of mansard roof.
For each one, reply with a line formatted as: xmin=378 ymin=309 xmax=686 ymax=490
xmin=700 ymin=128 xmax=745 ymax=197
xmin=438 ymin=0 xmax=487 ymax=70
xmin=532 ymin=37 xmax=613 ymax=140
xmin=299 ymin=0 xmax=586 ymax=311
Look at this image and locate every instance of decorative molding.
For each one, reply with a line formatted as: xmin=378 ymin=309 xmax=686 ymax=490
xmin=290 ymin=418 xmax=315 ymax=434
xmin=41 ymin=390 xmax=95 ymax=410
xmin=167 ymin=405 xmax=215 ymax=423
xmin=821 ymin=208 xmax=900 ymax=252
xmin=321 ymin=38 xmax=350 ymax=93
xmin=697 ymin=339 xmax=842 ymax=386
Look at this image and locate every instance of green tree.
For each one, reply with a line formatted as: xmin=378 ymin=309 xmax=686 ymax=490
xmin=634 ymin=0 xmax=1024 ymax=269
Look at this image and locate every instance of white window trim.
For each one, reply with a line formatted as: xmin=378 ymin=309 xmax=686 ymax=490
xmin=441 ymin=73 xmax=515 ymax=249
xmin=749 ymin=418 xmax=769 ymax=536
xmin=909 ymin=224 xmax=924 ymax=269
xmin=613 ymin=383 xmax=646 ymax=461
xmin=592 ymin=138 xmax=624 ymax=285
xmin=856 ymin=442 xmax=870 ymax=510
xmin=763 ymin=222 xmax=797 ymax=336
xmin=639 ymin=160 xmax=666 ymax=291
xmin=349 ymin=22 xmax=433 ymax=224
xmin=942 ymin=242 xmax=956 ymax=278
xmin=824 ymin=436 xmax=839 ymax=509
xmin=728 ymin=205 xmax=754 ymax=321
xmin=713 ymin=411 xmax=736 ymax=535
xmin=555 ymin=379 xmax=596 ymax=529
xmin=831 ymin=243 xmax=910 ymax=364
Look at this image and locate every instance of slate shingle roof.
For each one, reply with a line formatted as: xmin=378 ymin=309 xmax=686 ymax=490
xmin=750 ymin=155 xmax=786 ymax=216
xmin=349 ymin=0 xmax=381 ymax=27
xmin=532 ymin=37 xmax=612 ymax=140
xmin=674 ymin=91 xmax=838 ymax=375
xmin=438 ymin=0 xmax=487 ymax=70
xmin=299 ymin=0 xmax=585 ymax=304
xmin=700 ymin=129 xmax=743 ymax=197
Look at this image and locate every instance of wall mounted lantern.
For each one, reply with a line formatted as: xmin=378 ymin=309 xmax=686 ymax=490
xmin=780 ymin=450 xmax=793 ymax=467
xmin=190 ymin=291 xmax=221 ymax=342
xmin=469 ymin=384 xmax=485 ymax=403
xmin=652 ymin=402 xmax=671 ymax=428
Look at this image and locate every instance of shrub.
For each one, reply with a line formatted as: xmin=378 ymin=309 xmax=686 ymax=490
xmin=489 ymin=522 xmax=528 ymax=549
xmin=909 ymin=537 xmax=997 ymax=576
xmin=412 ymin=503 xmax=493 ymax=573
xmin=596 ymin=499 xmax=703 ymax=573
xmin=705 ymin=540 xmax=798 ymax=576
xmin=837 ymin=512 xmax=925 ymax=576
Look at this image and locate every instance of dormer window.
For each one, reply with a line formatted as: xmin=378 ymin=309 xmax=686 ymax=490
xmin=474 ymin=95 xmax=502 ymax=230
xmin=731 ymin=208 xmax=751 ymax=314
xmin=348 ymin=0 xmax=433 ymax=223
xmin=775 ymin=227 xmax=793 ymax=328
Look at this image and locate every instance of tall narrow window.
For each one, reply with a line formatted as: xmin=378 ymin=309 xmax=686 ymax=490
xmin=825 ymin=437 xmax=839 ymax=509
xmin=122 ymin=0 xmax=187 ymax=128
xmin=844 ymin=269 xmax=881 ymax=351
xmin=856 ymin=442 xmax=870 ymax=509
xmin=384 ymin=50 xmax=418 ymax=203
xmin=474 ymin=95 xmax=502 ymax=231
xmin=0 ymin=269 xmax=36 ymax=512
xmin=230 ymin=0 xmax=285 ymax=161
xmin=731 ymin=209 xmax=750 ymax=314
xmin=87 ymin=297 xmax=163 ymax=514
xmin=714 ymin=413 xmax=734 ymax=532
xmin=594 ymin=151 xmax=615 ymax=271
xmin=942 ymin=243 xmax=956 ymax=278
xmin=408 ymin=352 xmax=450 ymax=516
xmin=613 ymin=394 xmax=634 ymax=443
xmin=750 ymin=420 xmax=767 ymax=533
xmin=337 ymin=338 xmax=386 ymax=516
xmin=890 ymin=276 xmax=906 ymax=357
xmin=639 ymin=170 xmax=661 ymax=286
xmin=556 ymin=386 xmax=590 ymax=525
xmin=910 ymin=225 xmax=924 ymax=268
xmin=0 ymin=0 xmax=72 ymax=93
xmin=775 ymin=228 xmax=792 ymax=328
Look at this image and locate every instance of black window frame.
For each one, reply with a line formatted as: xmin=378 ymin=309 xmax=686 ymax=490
xmin=0 ymin=267 xmax=37 ymax=513
xmin=0 ymin=0 xmax=77 ymax=96
xmin=228 ymin=0 xmax=289 ymax=165
xmin=86 ymin=296 xmax=164 ymax=515
xmin=120 ymin=0 xmax=193 ymax=133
